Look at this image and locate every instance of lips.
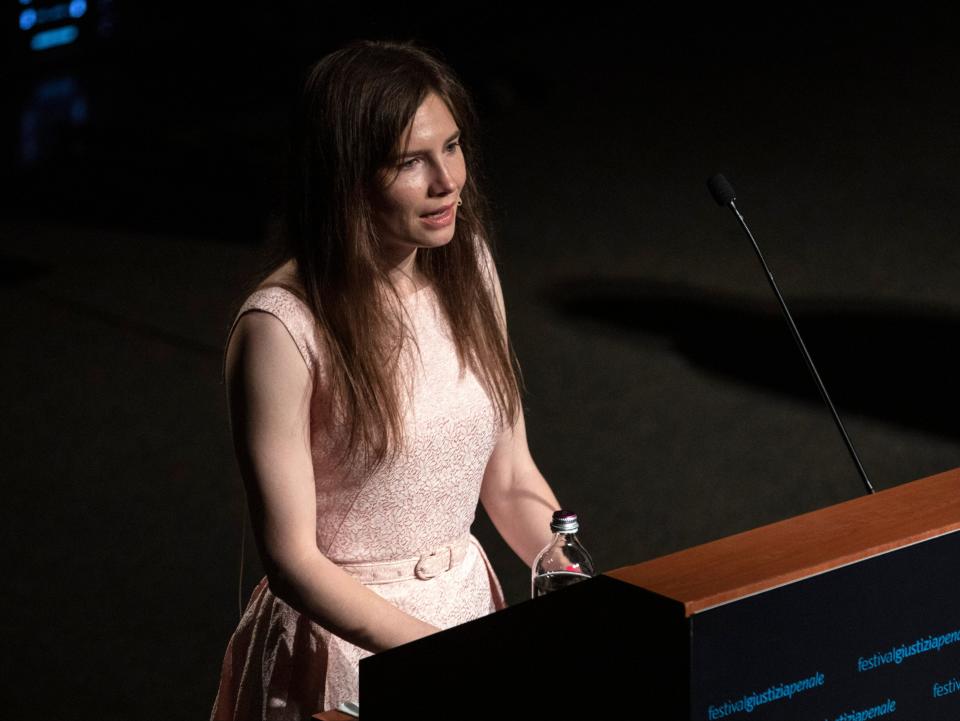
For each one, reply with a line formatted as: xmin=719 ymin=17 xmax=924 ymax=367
xmin=420 ymin=202 xmax=455 ymax=217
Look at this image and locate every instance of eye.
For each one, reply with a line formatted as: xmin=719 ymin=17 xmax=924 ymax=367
xmin=446 ymin=140 xmax=461 ymax=153
xmin=399 ymin=157 xmax=419 ymax=170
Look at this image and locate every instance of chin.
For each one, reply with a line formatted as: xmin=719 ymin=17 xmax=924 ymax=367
xmin=420 ymin=229 xmax=456 ymax=249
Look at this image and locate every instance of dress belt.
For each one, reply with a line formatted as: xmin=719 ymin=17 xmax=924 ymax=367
xmin=334 ymin=533 xmax=472 ymax=584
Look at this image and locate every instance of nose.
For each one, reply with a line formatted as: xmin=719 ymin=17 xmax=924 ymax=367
xmin=429 ymin=158 xmax=458 ymax=197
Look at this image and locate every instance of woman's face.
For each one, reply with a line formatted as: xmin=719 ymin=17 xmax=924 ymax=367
xmin=372 ymin=92 xmax=466 ymax=263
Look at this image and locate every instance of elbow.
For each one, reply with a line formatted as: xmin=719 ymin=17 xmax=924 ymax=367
xmin=263 ymin=564 xmax=303 ymax=612
xmin=260 ymin=550 xmax=315 ymax=616
xmin=260 ymin=549 xmax=368 ymax=645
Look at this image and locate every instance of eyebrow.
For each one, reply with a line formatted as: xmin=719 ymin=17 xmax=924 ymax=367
xmin=399 ymin=130 xmax=461 ymax=160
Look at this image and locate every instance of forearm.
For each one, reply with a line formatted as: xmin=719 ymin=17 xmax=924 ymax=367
xmin=484 ymin=468 xmax=561 ymax=569
xmin=268 ymin=548 xmax=441 ymax=655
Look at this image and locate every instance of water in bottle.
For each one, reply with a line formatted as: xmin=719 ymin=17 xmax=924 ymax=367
xmin=531 ymin=510 xmax=595 ymax=598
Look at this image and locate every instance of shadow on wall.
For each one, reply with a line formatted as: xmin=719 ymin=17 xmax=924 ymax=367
xmin=545 ymin=278 xmax=957 ymax=441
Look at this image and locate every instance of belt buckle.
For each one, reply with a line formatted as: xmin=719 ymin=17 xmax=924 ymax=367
xmin=415 ymin=545 xmax=452 ymax=580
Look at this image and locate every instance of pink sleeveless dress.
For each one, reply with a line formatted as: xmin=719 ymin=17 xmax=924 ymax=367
xmin=211 ymin=284 xmax=507 ymax=720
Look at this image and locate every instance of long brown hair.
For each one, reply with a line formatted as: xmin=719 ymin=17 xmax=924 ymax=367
xmin=257 ymin=39 xmax=520 ymax=472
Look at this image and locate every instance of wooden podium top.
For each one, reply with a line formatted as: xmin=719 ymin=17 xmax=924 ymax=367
xmin=606 ymin=466 xmax=960 ymax=616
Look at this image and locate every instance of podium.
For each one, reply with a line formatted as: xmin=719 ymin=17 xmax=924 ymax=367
xmin=358 ymin=467 xmax=960 ymax=719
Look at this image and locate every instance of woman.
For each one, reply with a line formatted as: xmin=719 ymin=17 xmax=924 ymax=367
xmin=211 ymin=39 xmax=561 ymax=719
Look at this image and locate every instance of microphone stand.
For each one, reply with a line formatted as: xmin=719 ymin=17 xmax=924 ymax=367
xmin=709 ymin=174 xmax=875 ymax=495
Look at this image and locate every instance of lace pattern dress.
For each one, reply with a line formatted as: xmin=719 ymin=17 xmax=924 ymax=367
xmin=210 ymin=282 xmax=507 ymax=720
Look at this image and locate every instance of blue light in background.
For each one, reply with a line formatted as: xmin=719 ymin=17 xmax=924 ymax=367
xmin=19 ymin=8 xmax=37 ymax=30
xmin=19 ymin=75 xmax=88 ymax=167
xmin=36 ymin=4 xmax=70 ymax=23
xmin=36 ymin=76 xmax=77 ymax=102
xmin=20 ymin=109 xmax=41 ymax=166
xmin=70 ymin=96 xmax=89 ymax=124
xmin=69 ymin=0 xmax=86 ymax=18
xmin=30 ymin=24 xmax=79 ymax=51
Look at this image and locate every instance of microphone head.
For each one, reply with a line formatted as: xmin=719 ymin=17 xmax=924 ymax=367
xmin=707 ymin=174 xmax=736 ymax=206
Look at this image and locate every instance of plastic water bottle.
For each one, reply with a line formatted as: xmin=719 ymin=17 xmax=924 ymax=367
xmin=531 ymin=510 xmax=595 ymax=598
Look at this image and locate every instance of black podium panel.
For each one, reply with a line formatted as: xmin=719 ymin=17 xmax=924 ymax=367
xmin=691 ymin=529 xmax=960 ymax=720
xmin=360 ymin=574 xmax=688 ymax=720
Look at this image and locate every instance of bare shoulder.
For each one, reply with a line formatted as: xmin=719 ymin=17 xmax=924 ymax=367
xmin=225 ymin=257 xmax=324 ymax=391
xmin=225 ymin=310 xmax=312 ymax=420
xmin=227 ymin=309 xmax=299 ymax=358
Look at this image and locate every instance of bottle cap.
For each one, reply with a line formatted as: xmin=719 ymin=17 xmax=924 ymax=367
xmin=550 ymin=510 xmax=579 ymax=534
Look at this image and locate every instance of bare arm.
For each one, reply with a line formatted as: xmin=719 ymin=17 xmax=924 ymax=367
xmin=478 ymin=250 xmax=562 ymax=569
xmin=480 ymin=408 xmax=562 ymax=569
xmin=225 ymin=311 xmax=440 ymax=654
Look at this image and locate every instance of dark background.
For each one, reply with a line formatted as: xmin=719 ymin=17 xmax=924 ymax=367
xmin=3 ymin=4 xmax=959 ymax=719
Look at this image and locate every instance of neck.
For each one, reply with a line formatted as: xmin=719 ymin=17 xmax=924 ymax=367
xmin=387 ymin=248 xmax=422 ymax=297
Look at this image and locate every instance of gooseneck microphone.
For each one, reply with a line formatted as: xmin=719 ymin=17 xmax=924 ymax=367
xmin=706 ymin=173 xmax=875 ymax=496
